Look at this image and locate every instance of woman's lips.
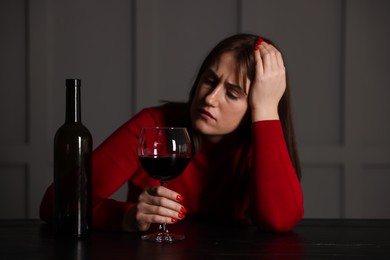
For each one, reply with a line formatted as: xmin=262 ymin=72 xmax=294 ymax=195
xmin=198 ymin=108 xmax=215 ymax=120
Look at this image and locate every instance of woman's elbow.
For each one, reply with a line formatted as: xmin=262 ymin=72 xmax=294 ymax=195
xmin=39 ymin=185 xmax=54 ymax=223
xmin=252 ymin=208 xmax=304 ymax=233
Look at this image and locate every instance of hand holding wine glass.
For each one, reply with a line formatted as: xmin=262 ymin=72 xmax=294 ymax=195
xmin=137 ymin=127 xmax=192 ymax=242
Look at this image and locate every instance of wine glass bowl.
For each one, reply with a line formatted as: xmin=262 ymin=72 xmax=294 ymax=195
xmin=137 ymin=127 xmax=192 ymax=242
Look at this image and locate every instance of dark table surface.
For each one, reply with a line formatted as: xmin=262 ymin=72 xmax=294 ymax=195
xmin=1 ymin=219 xmax=390 ymax=259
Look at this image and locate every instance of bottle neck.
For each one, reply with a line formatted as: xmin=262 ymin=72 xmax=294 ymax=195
xmin=65 ymin=85 xmax=81 ymax=123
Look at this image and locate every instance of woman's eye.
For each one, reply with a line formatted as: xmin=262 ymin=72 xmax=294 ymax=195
xmin=204 ymin=78 xmax=216 ymax=86
xmin=226 ymin=91 xmax=239 ymax=100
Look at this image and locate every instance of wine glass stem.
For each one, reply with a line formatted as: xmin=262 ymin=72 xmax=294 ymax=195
xmin=159 ymin=181 xmax=169 ymax=235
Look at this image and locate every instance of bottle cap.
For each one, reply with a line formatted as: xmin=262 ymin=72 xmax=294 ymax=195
xmin=66 ymin=79 xmax=81 ymax=87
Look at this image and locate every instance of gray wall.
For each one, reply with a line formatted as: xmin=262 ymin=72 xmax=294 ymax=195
xmin=0 ymin=0 xmax=389 ymax=219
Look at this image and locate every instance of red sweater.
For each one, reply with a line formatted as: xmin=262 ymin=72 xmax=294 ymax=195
xmin=40 ymin=104 xmax=304 ymax=232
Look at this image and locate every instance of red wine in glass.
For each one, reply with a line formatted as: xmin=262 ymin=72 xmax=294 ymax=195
xmin=137 ymin=127 xmax=192 ymax=242
xmin=138 ymin=156 xmax=191 ymax=182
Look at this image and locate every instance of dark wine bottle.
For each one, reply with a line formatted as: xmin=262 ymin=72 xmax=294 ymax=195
xmin=53 ymin=79 xmax=92 ymax=237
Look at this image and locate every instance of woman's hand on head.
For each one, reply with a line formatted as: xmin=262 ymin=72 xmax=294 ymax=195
xmin=122 ymin=186 xmax=186 ymax=232
xmin=249 ymin=40 xmax=286 ymax=121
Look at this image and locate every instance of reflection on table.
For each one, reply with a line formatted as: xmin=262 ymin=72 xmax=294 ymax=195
xmin=1 ymin=219 xmax=389 ymax=259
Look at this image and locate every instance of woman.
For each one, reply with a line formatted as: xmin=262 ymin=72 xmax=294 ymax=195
xmin=40 ymin=33 xmax=304 ymax=233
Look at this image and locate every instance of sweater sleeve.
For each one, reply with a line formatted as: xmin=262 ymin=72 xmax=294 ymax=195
xmin=249 ymin=120 xmax=304 ymax=232
xmin=40 ymin=108 xmax=156 ymax=231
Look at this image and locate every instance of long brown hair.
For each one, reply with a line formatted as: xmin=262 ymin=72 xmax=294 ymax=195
xmin=187 ymin=33 xmax=301 ymax=179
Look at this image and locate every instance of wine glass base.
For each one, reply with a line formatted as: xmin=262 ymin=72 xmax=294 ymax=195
xmin=141 ymin=232 xmax=185 ymax=243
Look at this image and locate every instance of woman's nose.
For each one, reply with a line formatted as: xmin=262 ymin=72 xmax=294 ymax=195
xmin=204 ymin=85 xmax=222 ymax=106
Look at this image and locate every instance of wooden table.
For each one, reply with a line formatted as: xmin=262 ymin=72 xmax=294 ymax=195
xmin=1 ymin=219 xmax=389 ymax=259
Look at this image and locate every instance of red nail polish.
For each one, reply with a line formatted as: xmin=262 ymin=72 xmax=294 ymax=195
xmin=254 ymin=45 xmax=259 ymax=51
xmin=176 ymin=195 xmax=184 ymax=202
xmin=257 ymin=38 xmax=264 ymax=45
xmin=178 ymin=213 xmax=185 ymax=219
xmin=171 ymin=218 xmax=178 ymax=223
xmin=180 ymin=206 xmax=187 ymax=214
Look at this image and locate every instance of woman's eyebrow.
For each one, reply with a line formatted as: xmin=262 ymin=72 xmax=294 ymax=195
xmin=204 ymin=69 xmax=219 ymax=79
xmin=204 ymin=68 xmax=245 ymax=94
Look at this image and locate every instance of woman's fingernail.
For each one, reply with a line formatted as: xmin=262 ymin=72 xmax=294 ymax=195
xmin=257 ymin=38 xmax=264 ymax=45
xmin=171 ymin=218 xmax=178 ymax=223
xmin=178 ymin=213 xmax=185 ymax=219
xmin=254 ymin=45 xmax=259 ymax=51
xmin=176 ymin=195 xmax=184 ymax=202
xmin=180 ymin=206 xmax=187 ymax=214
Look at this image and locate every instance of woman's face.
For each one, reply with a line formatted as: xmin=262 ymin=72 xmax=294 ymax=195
xmin=190 ymin=52 xmax=251 ymax=143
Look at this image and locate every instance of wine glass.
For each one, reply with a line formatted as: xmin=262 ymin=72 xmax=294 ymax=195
xmin=137 ymin=127 xmax=192 ymax=242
